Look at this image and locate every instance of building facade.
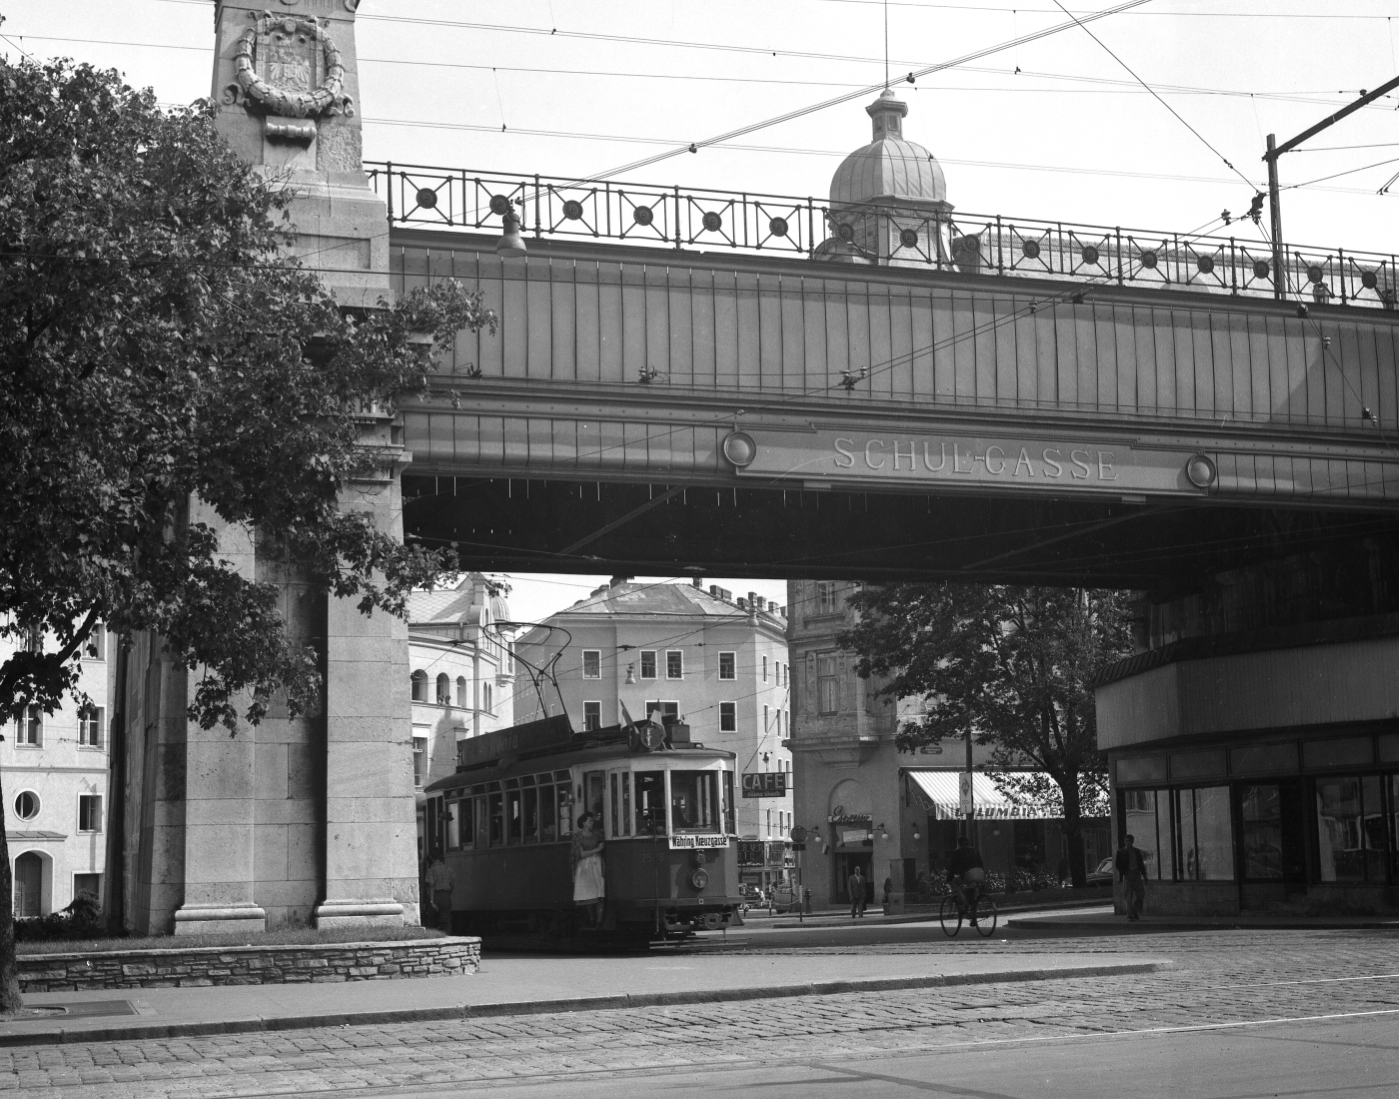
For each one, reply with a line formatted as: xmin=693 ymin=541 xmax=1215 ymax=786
xmin=786 ymin=580 xmax=1109 ymax=910
xmin=513 ymin=579 xmax=794 ymax=885
xmin=407 ymin=574 xmax=515 ymax=859
xmin=3 ymin=626 xmax=109 ymax=918
xmin=1096 ymin=546 xmax=1399 ymax=917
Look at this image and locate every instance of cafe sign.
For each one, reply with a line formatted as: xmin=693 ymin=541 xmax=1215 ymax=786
xmin=742 ymin=772 xmax=789 ymax=798
xmin=726 ymin=428 xmax=1214 ymax=496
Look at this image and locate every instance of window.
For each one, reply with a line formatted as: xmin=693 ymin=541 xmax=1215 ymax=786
xmin=671 ymin=770 xmax=720 ymax=832
xmin=763 ymin=705 xmax=769 ymax=734
xmin=484 ymin=682 xmax=493 ymax=712
xmin=718 ymin=652 xmax=736 ymax=680
xmin=583 ymin=770 xmax=605 ymax=823
xmin=762 ymin=656 xmax=768 ymax=681
xmin=73 ymin=873 xmax=100 ymax=901
xmin=523 ymin=784 xmax=539 ymax=843
xmin=78 ymin=794 xmax=102 ymax=833
xmin=456 ymin=676 xmax=468 ymax=708
xmin=435 ymin=673 xmax=451 ymax=706
xmin=447 ymin=797 xmax=464 ymax=849
xmin=817 ymin=581 xmax=838 ymax=614
xmin=666 ymin=650 xmax=683 ymax=679
xmin=584 ymin=701 xmax=601 ymax=731
xmin=1120 ymin=787 xmax=1231 ymax=882
xmin=410 ymin=670 xmax=428 ymax=702
xmin=635 ymin=771 xmax=665 ymax=833
xmin=412 ymin=736 xmax=427 ymax=788
xmin=640 ymin=651 xmax=657 ymax=679
xmin=582 ymin=650 xmax=601 ymax=679
xmin=1316 ymin=775 xmax=1386 ymax=882
xmin=723 ymin=770 xmax=735 ymax=833
xmin=644 ymin=701 xmax=678 ymax=723
xmin=14 ymin=706 xmax=41 ymax=747
xmin=78 ymin=705 xmax=103 ymax=748
xmin=506 ymin=784 xmax=523 ymax=843
xmin=720 ymin=702 xmax=736 ymax=732
xmin=1240 ymin=784 xmax=1283 ymax=880
xmin=14 ymin=791 xmax=39 ymax=822
xmin=817 ymin=654 xmax=838 ymax=714
xmin=83 ymin=628 xmax=105 ymax=661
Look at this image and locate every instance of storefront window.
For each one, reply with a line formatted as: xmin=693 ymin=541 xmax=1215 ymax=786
xmin=671 ymin=770 xmax=720 ymax=832
xmin=1156 ymin=792 xmax=1176 ymax=880
xmin=1187 ymin=787 xmax=1234 ymax=880
xmin=1316 ymin=776 xmax=1384 ymax=882
xmin=1122 ymin=789 xmax=1161 ymax=880
xmin=1240 ymin=785 xmax=1284 ymax=880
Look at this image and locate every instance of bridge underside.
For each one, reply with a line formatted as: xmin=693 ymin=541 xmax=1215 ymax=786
xmin=403 ymin=473 xmax=1397 ymax=589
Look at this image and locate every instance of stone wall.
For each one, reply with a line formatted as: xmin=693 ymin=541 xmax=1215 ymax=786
xmin=18 ymin=936 xmax=480 ymax=993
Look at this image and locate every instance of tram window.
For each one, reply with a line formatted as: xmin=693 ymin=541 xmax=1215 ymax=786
xmin=523 ymin=787 xmax=539 ymax=843
xmin=488 ymin=792 xmax=504 ymax=845
xmin=557 ymin=783 xmax=573 ymax=837
xmin=584 ymin=770 xmax=605 ymax=825
xmin=621 ymin=773 xmax=632 ymax=837
xmin=671 ymin=770 xmax=719 ymax=832
xmin=609 ymin=773 xmax=619 ymax=837
xmin=506 ymin=788 xmax=523 ymax=844
xmin=541 ymin=780 xmax=558 ymax=841
xmin=635 ymin=771 xmax=665 ymax=834
xmin=446 ymin=798 xmax=462 ymax=849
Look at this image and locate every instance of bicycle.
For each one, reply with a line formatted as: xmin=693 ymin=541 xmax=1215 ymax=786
xmin=938 ymin=884 xmax=998 ymax=937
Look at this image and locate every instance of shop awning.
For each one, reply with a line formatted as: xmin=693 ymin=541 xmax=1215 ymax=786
xmin=906 ymin=771 xmax=1060 ymax=820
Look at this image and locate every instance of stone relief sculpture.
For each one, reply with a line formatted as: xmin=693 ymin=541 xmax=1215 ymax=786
xmin=223 ymin=10 xmax=354 ymax=145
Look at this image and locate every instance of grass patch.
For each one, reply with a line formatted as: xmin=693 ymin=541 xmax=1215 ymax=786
xmin=17 ymin=924 xmax=447 ymax=956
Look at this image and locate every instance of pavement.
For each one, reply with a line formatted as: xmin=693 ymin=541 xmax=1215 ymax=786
xmin=2 ymin=939 xmax=1168 ymax=1046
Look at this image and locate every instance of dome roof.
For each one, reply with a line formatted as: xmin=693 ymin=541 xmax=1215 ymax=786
xmin=830 ymin=90 xmax=947 ymax=208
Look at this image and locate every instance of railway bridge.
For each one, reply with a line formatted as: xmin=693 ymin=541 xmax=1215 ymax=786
xmin=110 ymin=0 xmax=1399 ymax=939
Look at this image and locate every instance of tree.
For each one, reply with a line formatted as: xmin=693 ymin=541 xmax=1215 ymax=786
xmin=0 ymin=55 xmax=494 ymax=1011
xmin=839 ymin=584 xmax=1132 ymax=887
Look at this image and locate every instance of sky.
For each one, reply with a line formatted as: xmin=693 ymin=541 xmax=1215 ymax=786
xmin=6 ymin=0 xmax=1399 ymax=624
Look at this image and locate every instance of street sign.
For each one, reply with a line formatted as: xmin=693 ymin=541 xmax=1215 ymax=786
xmin=789 ymin=825 xmax=808 ymax=843
xmin=741 ymin=771 xmax=788 ymax=797
xmin=792 ymin=843 xmax=806 ymax=851
xmin=959 ymin=772 xmax=974 ymax=816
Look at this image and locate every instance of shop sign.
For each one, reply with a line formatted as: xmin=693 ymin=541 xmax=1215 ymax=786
xmin=738 ymin=841 xmax=765 ymax=865
xmin=959 ymin=773 xmax=974 ymax=816
xmin=838 ymin=827 xmax=873 ymax=847
xmin=669 ymin=834 xmax=729 ymax=850
xmin=742 ymin=772 xmax=788 ymax=797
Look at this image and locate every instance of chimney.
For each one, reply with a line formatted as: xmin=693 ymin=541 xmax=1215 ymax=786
xmin=748 ymin=591 xmax=760 ymax=609
xmin=609 ymin=575 xmax=632 ymax=588
xmin=691 ymin=576 xmax=703 ymax=589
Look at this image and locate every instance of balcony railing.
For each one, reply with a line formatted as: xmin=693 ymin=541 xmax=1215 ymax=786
xmin=367 ymin=161 xmax=1399 ymax=312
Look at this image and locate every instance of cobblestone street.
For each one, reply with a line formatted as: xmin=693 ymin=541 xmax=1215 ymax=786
xmin=4 ymin=929 xmax=1397 ymax=1098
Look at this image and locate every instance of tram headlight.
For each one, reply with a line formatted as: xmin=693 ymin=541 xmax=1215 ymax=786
xmin=690 ymin=868 xmax=709 ymax=890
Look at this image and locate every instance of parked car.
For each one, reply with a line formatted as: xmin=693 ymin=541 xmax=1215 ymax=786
xmin=1085 ymin=857 xmax=1115 ymax=886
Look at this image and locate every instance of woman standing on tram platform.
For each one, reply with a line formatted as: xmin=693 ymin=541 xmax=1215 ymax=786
xmin=571 ymin=812 xmax=605 ymax=926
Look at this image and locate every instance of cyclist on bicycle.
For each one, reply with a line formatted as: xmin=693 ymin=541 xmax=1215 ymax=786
xmin=946 ymin=836 xmax=986 ymax=917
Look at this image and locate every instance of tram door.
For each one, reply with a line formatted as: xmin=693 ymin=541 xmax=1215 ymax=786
xmin=13 ymin=853 xmax=41 ymax=918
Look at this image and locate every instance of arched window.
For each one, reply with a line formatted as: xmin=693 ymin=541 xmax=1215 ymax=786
xmin=456 ymin=676 xmax=468 ymax=708
xmin=435 ymin=673 xmax=451 ymax=706
xmin=410 ymin=670 xmax=428 ymax=703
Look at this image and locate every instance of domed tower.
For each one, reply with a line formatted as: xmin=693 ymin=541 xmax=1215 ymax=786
xmin=815 ymin=89 xmax=955 ymax=267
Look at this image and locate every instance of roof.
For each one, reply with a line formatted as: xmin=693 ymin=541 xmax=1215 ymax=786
xmin=408 ymin=573 xmax=509 ymax=626
xmin=830 ymin=90 xmax=948 ymax=208
xmin=555 ymin=581 xmax=782 ymax=624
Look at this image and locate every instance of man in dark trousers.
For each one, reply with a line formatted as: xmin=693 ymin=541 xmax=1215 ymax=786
xmin=847 ymin=865 xmax=867 ymax=918
xmin=1115 ymin=834 xmax=1147 ymax=921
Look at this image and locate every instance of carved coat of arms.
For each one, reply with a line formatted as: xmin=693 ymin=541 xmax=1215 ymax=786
xmin=227 ymin=10 xmax=353 ymax=140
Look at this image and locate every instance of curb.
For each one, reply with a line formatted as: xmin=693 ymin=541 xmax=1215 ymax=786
xmin=769 ymin=897 xmax=1113 ymax=929
xmin=1006 ymin=916 xmax=1399 ymax=932
xmin=0 ymin=961 xmax=1163 ymax=1047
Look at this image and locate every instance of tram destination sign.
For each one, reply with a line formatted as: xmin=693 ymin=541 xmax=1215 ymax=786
xmin=669 ymin=834 xmax=730 ymax=850
xmin=742 ymin=772 xmax=789 ymax=798
xmin=732 ymin=428 xmax=1201 ymax=497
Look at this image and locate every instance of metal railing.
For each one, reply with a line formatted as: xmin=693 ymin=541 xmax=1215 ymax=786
xmin=367 ymin=161 xmax=1399 ymax=311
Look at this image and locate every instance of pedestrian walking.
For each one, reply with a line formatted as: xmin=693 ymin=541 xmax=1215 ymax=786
xmin=1115 ymin=834 xmax=1147 ymax=921
xmin=425 ymin=850 xmax=454 ymax=932
xmin=847 ymin=865 xmax=867 ymax=918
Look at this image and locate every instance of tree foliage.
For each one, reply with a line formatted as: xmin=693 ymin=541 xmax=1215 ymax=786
xmin=839 ymin=583 xmax=1132 ymax=885
xmin=0 ymin=56 xmax=494 ymax=730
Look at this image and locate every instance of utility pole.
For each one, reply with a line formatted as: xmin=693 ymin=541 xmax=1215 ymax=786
xmin=1263 ymin=73 xmax=1399 ymax=301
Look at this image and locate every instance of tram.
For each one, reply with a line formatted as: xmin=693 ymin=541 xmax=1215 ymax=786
xmin=423 ymin=714 xmax=744 ymax=945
